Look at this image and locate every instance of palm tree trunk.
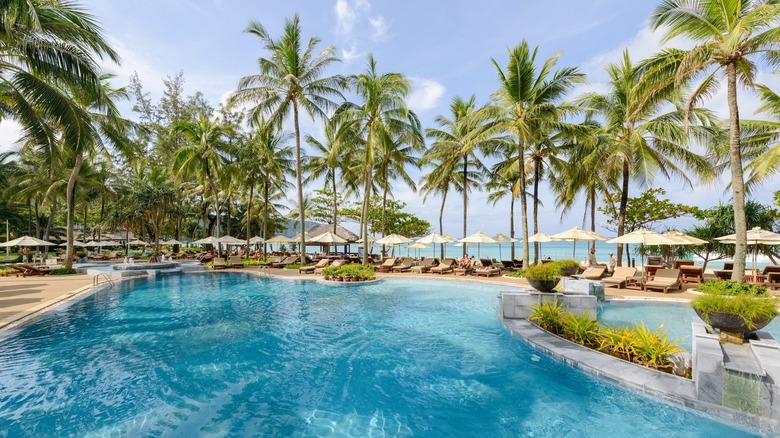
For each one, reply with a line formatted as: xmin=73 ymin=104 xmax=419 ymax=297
xmin=616 ymin=159 xmax=630 ymax=267
xmin=381 ymin=181 xmax=388 ymax=238
xmin=518 ymin=141 xmax=529 ymax=264
xmin=439 ymin=188 xmax=448 ymax=258
xmin=533 ymin=158 xmax=540 ymax=264
xmin=34 ymin=198 xmax=40 ymax=238
xmin=462 ymin=155 xmax=468 ymax=256
xmin=263 ymin=176 xmax=269 ymax=258
xmin=245 ymin=183 xmax=253 ymax=258
xmin=510 ymin=195 xmax=515 ymax=260
xmin=361 ymin=169 xmax=373 ymax=265
xmin=64 ymin=154 xmax=83 ymax=270
xmin=226 ymin=196 xmax=232 ymax=237
xmin=727 ymin=62 xmax=747 ymax=282
xmin=332 ymin=171 xmax=338 ymax=234
xmin=293 ymin=100 xmax=306 ymax=264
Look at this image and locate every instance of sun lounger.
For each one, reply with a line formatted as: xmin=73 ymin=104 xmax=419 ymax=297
xmin=643 ymin=264 xmax=664 ymax=280
xmin=10 ymin=263 xmax=52 ymax=277
xmin=766 ymin=272 xmax=780 ymax=291
xmin=723 ymin=262 xmax=734 ymax=270
xmin=430 ymin=258 xmax=455 ymax=274
xmin=392 ymin=258 xmax=413 ymax=272
xmin=500 ymin=260 xmax=520 ymax=272
xmin=673 ymin=259 xmax=695 ymax=269
xmin=573 ymin=266 xmax=606 ymax=280
xmin=474 ymin=265 xmax=500 ymax=277
xmin=647 ymin=256 xmax=664 ymax=266
xmin=643 ymin=269 xmax=681 ymax=294
xmin=316 ymin=258 xmax=346 ymax=275
xmin=258 ymin=256 xmax=284 ymax=267
xmin=602 ymin=266 xmax=637 ymax=288
xmin=714 ymin=270 xmax=733 ymax=280
xmin=679 ymin=265 xmax=703 ymax=284
xmin=410 ymin=258 xmax=437 ymax=273
xmin=377 ymin=258 xmax=396 ymax=273
xmin=301 ymin=258 xmax=329 ymax=274
xmin=229 ymin=255 xmax=244 ymax=268
xmin=212 ymin=258 xmax=228 ymax=270
xmin=271 ymin=256 xmax=298 ymax=268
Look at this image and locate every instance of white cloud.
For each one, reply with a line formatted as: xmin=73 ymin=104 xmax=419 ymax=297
xmin=341 ymin=44 xmax=360 ymax=62
xmin=0 ymin=121 xmax=22 ymax=153
xmin=369 ymin=16 xmax=387 ymax=40
xmin=334 ymin=0 xmax=356 ymax=35
xmin=408 ymin=78 xmax=445 ymax=113
xmin=102 ymin=36 xmax=167 ymax=96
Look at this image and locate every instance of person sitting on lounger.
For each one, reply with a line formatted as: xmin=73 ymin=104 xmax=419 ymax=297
xmin=458 ymin=254 xmax=471 ymax=269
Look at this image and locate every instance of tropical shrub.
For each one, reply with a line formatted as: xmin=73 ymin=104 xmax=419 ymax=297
xmin=50 ymin=268 xmax=77 ymax=275
xmin=524 ymin=263 xmax=561 ymax=281
xmin=691 ymin=294 xmax=778 ymax=330
xmin=284 ymin=264 xmax=301 ymax=270
xmin=630 ymin=322 xmax=683 ymax=369
xmin=696 ymin=280 xmax=768 ymax=297
xmin=242 ymin=259 xmax=263 ymax=266
xmin=508 ymin=269 xmax=525 ymax=278
xmin=555 ymin=259 xmax=580 ymax=271
xmin=598 ymin=325 xmax=637 ymax=361
xmin=560 ymin=311 xmax=600 ymax=345
xmin=321 ymin=264 xmax=376 ymax=280
xmin=529 ymin=300 xmax=564 ymax=334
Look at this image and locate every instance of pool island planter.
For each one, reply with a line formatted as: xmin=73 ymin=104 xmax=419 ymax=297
xmin=526 ymin=278 xmax=560 ymax=293
xmin=694 ymin=309 xmax=775 ymax=344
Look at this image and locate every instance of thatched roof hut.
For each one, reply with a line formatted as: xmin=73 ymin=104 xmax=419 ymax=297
xmin=306 ymin=223 xmax=359 ymax=243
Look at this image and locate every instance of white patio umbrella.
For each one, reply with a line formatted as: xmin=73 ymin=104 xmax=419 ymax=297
xmin=59 ymin=240 xmax=86 ymax=247
xmin=552 ymin=227 xmax=607 ymax=258
xmin=405 ymin=241 xmax=428 ymax=258
xmin=459 ymin=231 xmax=497 ymax=259
xmin=217 ymin=235 xmax=244 ymax=245
xmin=128 ymin=239 xmax=149 ymax=246
xmin=98 ymin=240 xmax=121 ymax=247
xmin=662 ymin=231 xmax=707 ymax=264
xmin=376 ymin=233 xmax=413 ymax=257
xmin=607 ymin=228 xmax=677 ymax=274
xmin=193 ymin=236 xmax=218 ymax=245
xmin=248 ymin=236 xmax=264 ymax=244
xmin=0 ymin=235 xmax=56 ymax=247
xmin=160 ymin=239 xmax=184 ymax=246
xmin=83 ymin=240 xmax=100 ymax=247
xmin=492 ymin=233 xmax=517 ymax=261
xmin=416 ymin=233 xmax=449 ymax=259
xmin=716 ymin=227 xmax=780 ymax=282
xmin=310 ymin=232 xmax=348 ymax=256
xmin=527 ymin=232 xmax=560 ymax=262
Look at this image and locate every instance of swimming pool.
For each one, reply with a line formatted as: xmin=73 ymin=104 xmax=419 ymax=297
xmin=599 ymin=301 xmax=780 ymax=351
xmin=0 ymin=274 xmax=761 ymax=436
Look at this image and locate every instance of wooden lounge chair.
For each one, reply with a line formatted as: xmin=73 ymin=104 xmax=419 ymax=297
xmin=410 ymin=258 xmax=437 ymax=273
xmin=10 ymin=263 xmax=51 ymax=277
xmin=603 ymin=266 xmax=637 ymax=288
xmin=271 ymin=256 xmax=298 ymax=268
xmin=647 ymin=256 xmax=664 ymax=266
xmin=258 ymin=256 xmax=284 ymax=267
xmin=212 ymin=258 xmax=228 ymax=270
xmin=679 ymin=265 xmax=703 ymax=284
xmin=766 ymin=272 xmax=780 ymax=291
xmin=643 ymin=269 xmax=681 ymax=294
xmin=474 ymin=260 xmax=500 ymax=277
xmin=392 ymin=257 xmax=413 ymax=272
xmin=316 ymin=259 xmax=346 ymax=275
xmin=723 ymin=262 xmax=734 ymax=270
xmin=228 ymin=255 xmax=244 ymax=268
xmin=761 ymin=265 xmax=780 ymax=276
xmin=430 ymin=258 xmax=455 ymax=274
xmin=714 ymin=270 xmax=733 ymax=280
xmin=573 ymin=265 xmax=606 ymax=280
xmin=301 ymin=258 xmax=329 ymax=274
xmin=673 ymin=259 xmax=695 ymax=269
xmin=643 ymin=264 xmax=664 ymax=280
xmin=377 ymin=258 xmax=396 ymax=273
xmin=500 ymin=260 xmax=520 ymax=272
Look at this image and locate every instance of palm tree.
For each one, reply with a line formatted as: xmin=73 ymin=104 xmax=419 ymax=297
xmin=491 ymin=40 xmax=586 ymax=264
xmin=487 ymin=147 xmax=522 ymax=259
xmin=231 ymin=14 xmax=345 ymax=262
xmin=424 ymin=96 xmax=500 ymax=254
xmin=240 ymin=120 xmax=293 ymax=256
xmin=335 ymin=55 xmax=422 ymax=264
xmin=648 ymin=0 xmax=780 ymax=281
xmin=173 ymin=113 xmax=233 ymax=242
xmin=375 ymin=130 xmax=425 ymax=239
xmin=419 ymin=154 xmax=462 ymax=257
xmin=575 ymin=51 xmax=714 ymax=266
xmin=739 ymin=85 xmax=780 ymax=192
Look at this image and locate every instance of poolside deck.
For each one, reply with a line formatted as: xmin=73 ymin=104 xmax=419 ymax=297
xmin=0 ymin=267 xmax=706 ymax=330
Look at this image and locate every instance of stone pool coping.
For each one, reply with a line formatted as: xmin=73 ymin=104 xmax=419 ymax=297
xmin=501 ymin=317 xmax=780 ymax=436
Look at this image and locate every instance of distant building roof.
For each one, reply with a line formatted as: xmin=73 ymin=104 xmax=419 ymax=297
xmin=306 ymin=223 xmax=359 ymax=242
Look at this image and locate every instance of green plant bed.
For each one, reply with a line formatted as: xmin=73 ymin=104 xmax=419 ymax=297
xmin=284 ymin=264 xmax=302 ymax=270
xmin=507 ymin=269 xmax=526 ymax=278
xmin=696 ymin=280 xmax=768 ymax=296
xmin=321 ymin=264 xmax=376 ymax=281
xmin=556 ymin=259 xmax=580 ymax=276
xmin=691 ymin=294 xmax=778 ymax=332
xmin=49 ymin=268 xmax=77 ymax=275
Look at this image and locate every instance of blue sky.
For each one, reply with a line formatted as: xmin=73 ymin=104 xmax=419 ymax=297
xmin=5 ymin=0 xmax=779 ymax=237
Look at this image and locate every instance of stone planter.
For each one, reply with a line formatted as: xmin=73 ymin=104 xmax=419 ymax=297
xmin=527 ymin=278 xmax=560 ymax=293
xmin=694 ymin=309 xmax=775 ymax=344
xmin=560 ymin=266 xmax=578 ymax=276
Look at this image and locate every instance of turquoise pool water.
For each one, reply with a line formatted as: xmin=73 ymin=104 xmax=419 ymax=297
xmin=0 ymin=275 xmax=762 ymax=436
xmin=599 ymin=301 xmax=780 ymax=351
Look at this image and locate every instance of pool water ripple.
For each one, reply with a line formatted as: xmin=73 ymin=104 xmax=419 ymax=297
xmin=0 ymin=274 xmax=764 ymax=436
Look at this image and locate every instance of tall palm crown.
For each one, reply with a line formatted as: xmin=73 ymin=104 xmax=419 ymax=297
xmin=491 ymin=40 xmax=586 ymax=264
xmin=424 ymin=95 xmax=500 ymax=254
xmin=649 ymin=0 xmax=780 ymax=280
xmin=576 ymin=51 xmax=714 ymax=265
xmin=740 ymin=85 xmax=780 ymax=190
xmin=336 ymin=55 xmax=422 ymax=264
xmin=230 ymin=14 xmax=345 ymax=261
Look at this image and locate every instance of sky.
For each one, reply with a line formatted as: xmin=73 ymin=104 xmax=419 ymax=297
xmin=3 ymin=0 xmax=779 ymax=238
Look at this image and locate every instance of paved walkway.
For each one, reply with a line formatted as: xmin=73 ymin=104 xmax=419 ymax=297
xmin=0 ymin=267 xmax=703 ymax=330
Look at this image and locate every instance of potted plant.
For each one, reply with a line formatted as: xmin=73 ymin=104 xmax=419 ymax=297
xmin=524 ymin=262 xmax=561 ymax=292
xmin=691 ymin=280 xmax=778 ymax=344
xmin=555 ymin=259 xmax=580 ymax=276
